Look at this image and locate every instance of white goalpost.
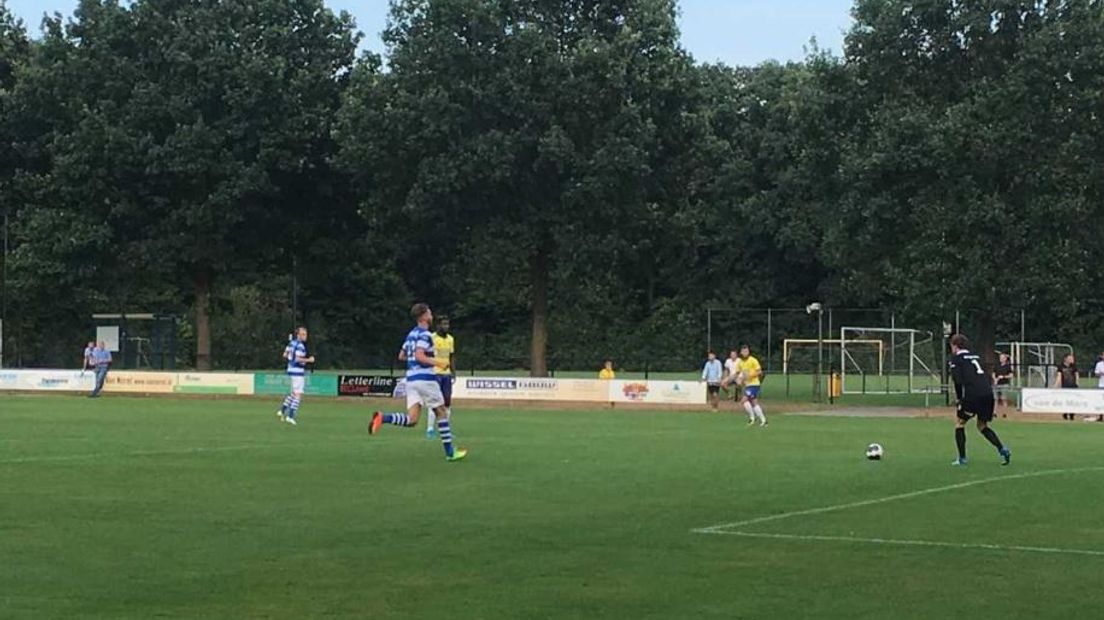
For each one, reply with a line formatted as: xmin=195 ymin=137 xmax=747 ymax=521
xmin=995 ymin=341 xmax=1073 ymax=388
xmin=782 ymin=339 xmax=883 ymax=374
xmin=839 ymin=327 xmax=941 ymax=394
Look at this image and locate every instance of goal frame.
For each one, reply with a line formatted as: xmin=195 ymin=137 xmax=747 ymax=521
xmin=782 ymin=339 xmax=884 ymax=374
xmin=995 ymin=341 xmax=1073 ymax=388
xmin=839 ymin=327 xmax=940 ymax=394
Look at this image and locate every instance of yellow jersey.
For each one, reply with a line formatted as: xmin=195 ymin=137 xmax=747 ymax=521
xmin=736 ymin=356 xmax=762 ymax=386
xmin=598 ymin=368 xmax=616 ymax=380
xmin=431 ymin=333 xmax=454 ymax=375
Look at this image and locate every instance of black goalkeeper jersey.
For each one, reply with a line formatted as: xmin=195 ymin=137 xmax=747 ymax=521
xmin=950 ymin=350 xmax=992 ymax=402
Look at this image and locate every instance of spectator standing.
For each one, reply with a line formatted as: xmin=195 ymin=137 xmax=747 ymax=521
xmin=598 ymin=360 xmax=615 ymax=380
xmin=701 ymin=350 xmax=723 ymax=410
xmin=723 ymin=349 xmax=739 ymax=402
xmin=1054 ymin=353 xmax=1078 ymax=421
xmin=89 ymin=341 xmax=113 ymax=398
xmin=1093 ymin=352 xmax=1104 ymax=422
xmin=81 ymin=341 xmax=95 ymax=376
xmin=993 ymin=352 xmax=1013 ymax=415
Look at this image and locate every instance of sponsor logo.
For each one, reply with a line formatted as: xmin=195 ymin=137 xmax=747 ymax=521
xmin=518 ymin=379 xmax=557 ymax=390
xmin=39 ymin=378 xmax=70 ymax=387
xmin=467 ymin=379 xmax=518 ymax=390
xmin=622 ymin=383 xmax=650 ymax=401
xmin=0 ymin=372 xmax=19 ymax=385
xmin=338 ymin=375 xmax=398 ymax=397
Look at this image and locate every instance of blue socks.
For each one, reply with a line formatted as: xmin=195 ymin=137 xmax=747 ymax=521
xmin=280 ymin=395 xmax=293 ymax=414
xmin=287 ymin=396 xmax=301 ymax=420
xmin=437 ymin=419 xmax=454 ymax=457
xmin=382 ymin=413 xmax=414 ymax=427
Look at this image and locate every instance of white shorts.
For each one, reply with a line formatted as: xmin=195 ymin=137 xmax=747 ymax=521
xmin=289 ymin=375 xmax=306 ymax=394
xmin=406 ymin=380 xmax=445 ymax=410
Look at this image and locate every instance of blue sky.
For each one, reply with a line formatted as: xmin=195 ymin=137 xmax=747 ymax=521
xmin=7 ymin=0 xmax=855 ymax=66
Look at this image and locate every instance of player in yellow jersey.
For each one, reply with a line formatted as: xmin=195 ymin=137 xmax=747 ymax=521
xmin=426 ymin=315 xmax=455 ymax=439
xmin=734 ymin=344 xmax=767 ymax=426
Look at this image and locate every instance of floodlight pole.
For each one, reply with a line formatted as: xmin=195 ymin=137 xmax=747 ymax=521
xmin=1 ymin=209 xmax=7 ymax=369
xmin=807 ymin=302 xmax=824 ymax=402
xmin=942 ymin=321 xmax=952 ymax=406
xmin=706 ymin=308 xmax=712 ymax=353
xmin=817 ymin=307 xmax=824 ymax=402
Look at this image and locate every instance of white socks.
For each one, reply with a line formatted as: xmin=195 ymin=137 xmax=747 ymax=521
xmin=743 ymin=401 xmax=755 ymax=420
xmin=753 ymin=405 xmax=766 ymax=424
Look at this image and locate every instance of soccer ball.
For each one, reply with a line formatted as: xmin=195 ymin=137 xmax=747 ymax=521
xmin=865 ymin=443 xmax=884 ymax=460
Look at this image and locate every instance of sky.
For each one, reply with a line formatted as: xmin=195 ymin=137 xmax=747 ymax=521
xmin=6 ymin=0 xmax=856 ymax=66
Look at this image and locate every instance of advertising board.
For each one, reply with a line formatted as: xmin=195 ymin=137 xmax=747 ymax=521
xmin=1021 ymin=388 xmax=1104 ymax=415
xmin=607 ymin=380 xmax=706 ymax=405
xmin=174 ymin=373 xmax=255 ymax=395
xmin=252 ymin=373 xmax=337 ymax=397
xmin=452 ymin=377 xmax=609 ymax=402
xmin=0 ymin=369 xmax=94 ymax=392
xmin=338 ymin=375 xmax=400 ymax=397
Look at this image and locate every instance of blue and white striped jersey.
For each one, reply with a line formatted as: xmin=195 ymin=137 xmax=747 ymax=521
xmin=286 ymin=339 xmax=308 ymax=376
xmin=403 ymin=326 xmax=436 ymax=382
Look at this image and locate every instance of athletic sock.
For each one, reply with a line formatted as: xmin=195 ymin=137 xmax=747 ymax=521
xmin=382 ymin=413 xmax=413 ymax=426
xmin=427 ymin=408 xmax=437 ymax=431
xmin=955 ymin=427 xmax=967 ymax=459
xmin=753 ymin=404 xmax=766 ymax=423
xmin=743 ymin=401 xmax=755 ymax=420
xmin=437 ymin=418 xmax=454 ymax=457
xmin=287 ymin=397 xmax=300 ymax=419
xmin=280 ymin=395 xmax=293 ymax=413
xmin=980 ymin=427 xmax=1004 ymax=450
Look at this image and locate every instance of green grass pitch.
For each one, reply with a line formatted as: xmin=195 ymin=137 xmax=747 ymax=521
xmin=3 ymin=395 xmax=1102 ymax=619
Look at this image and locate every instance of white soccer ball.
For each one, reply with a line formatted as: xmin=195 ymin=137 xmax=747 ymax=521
xmin=865 ymin=443 xmax=884 ymax=460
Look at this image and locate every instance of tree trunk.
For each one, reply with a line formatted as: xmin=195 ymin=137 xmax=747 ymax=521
xmin=976 ymin=313 xmax=996 ymax=370
xmin=195 ymin=271 xmax=212 ymax=371
xmin=529 ymin=245 xmax=550 ymax=377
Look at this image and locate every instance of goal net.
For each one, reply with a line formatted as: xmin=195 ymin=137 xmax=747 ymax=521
xmin=839 ymin=327 xmax=941 ymax=394
xmin=995 ymin=341 xmax=1073 ymax=388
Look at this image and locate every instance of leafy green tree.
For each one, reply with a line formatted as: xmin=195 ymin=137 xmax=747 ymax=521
xmin=340 ymin=0 xmax=701 ymax=375
xmin=821 ymin=0 xmax=1104 ymax=358
xmin=9 ymin=0 xmax=360 ymax=368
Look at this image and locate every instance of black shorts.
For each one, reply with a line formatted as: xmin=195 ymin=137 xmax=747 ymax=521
xmin=707 ymin=385 xmax=721 ymax=395
xmin=957 ymin=395 xmax=995 ymax=422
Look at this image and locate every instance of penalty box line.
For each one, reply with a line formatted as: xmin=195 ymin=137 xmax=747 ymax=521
xmin=693 ymin=466 xmax=1104 ymax=534
xmin=692 ymin=467 xmax=1104 ymax=557
xmin=705 ymin=530 xmax=1104 ymax=558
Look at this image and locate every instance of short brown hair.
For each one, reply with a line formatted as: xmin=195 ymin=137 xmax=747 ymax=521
xmin=950 ymin=334 xmax=968 ymax=348
xmin=411 ymin=303 xmax=430 ymax=320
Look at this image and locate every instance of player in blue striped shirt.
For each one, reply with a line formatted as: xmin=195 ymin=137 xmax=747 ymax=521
xmin=369 ymin=303 xmax=467 ymax=461
xmin=276 ymin=327 xmax=315 ymax=426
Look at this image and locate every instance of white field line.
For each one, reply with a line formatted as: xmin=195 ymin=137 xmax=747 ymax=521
xmin=707 ymin=530 xmax=1104 ymax=558
xmin=694 ymin=466 xmax=1104 ymax=534
xmin=0 ymin=442 xmax=338 ymax=466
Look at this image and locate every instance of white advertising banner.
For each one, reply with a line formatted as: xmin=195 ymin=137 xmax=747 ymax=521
xmin=1021 ymin=388 xmax=1104 ymax=414
xmin=453 ymin=377 xmax=609 ymax=402
xmin=452 ymin=376 xmax=707 ymax=405
xmin=174 ymin=372 xmax=255 ymax=395
xmin=0 ymin=369 xmax=95 ymax=392
xmin=607 ymin=380 xmax=706 ymax=405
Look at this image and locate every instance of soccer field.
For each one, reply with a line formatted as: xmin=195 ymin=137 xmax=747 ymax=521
xmin=3 ymin=396 xmax=1102 ymax=619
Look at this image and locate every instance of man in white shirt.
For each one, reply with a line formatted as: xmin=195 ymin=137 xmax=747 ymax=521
xmin=722 ymin=349 xmax=739 ymax=403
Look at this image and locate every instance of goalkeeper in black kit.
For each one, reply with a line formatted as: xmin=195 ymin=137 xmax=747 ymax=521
xmin=949 ymin=334 xmax=1011 ymax=467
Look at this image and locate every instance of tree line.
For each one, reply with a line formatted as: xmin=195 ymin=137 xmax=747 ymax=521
xmin=1 ymin=0 xmax=1102 ymax=373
